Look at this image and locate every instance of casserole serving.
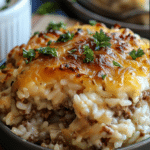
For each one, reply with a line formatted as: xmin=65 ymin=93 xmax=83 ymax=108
xmin=0 ymin=22 xmax=150 ymax=150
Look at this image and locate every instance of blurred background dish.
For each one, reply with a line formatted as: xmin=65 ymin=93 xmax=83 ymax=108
xmin=56 ymin=0 xmax=149 ymax=39
xmin=92 ymin=0 xmax=149 ymax=13
xmin=78 ymin=0 xmax=149 ymax=25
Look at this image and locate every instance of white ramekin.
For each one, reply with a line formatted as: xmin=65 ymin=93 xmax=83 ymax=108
xmin=0 ymin=0 xmax=31 ymax=61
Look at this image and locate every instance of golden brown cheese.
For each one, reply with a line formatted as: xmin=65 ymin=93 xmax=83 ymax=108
xmin=0 ymin=22 xmax=150 ymax=150
xmin=2 ymin=23 xmax=149 ymax=103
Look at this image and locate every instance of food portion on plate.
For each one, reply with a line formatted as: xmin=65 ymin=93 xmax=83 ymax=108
xmin=0 ymin=21 xmax=150 ymax=150
xmin=91 ymin=0 xmax=149 ymax=25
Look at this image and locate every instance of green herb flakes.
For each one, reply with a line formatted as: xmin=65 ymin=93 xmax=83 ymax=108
xmin=129 ymin=48 xmax=144 ymax=60
xmin=44 ymin=35 xmax=49 ymax=39
xmin=57 ymin=31 xmax=74 ymax=43
xmin=113 ymin=61 xmax=122 ymax=68
xmin=89 ymin=20 xmax=97 ymax=26
xmin=36 ymin=47 xmax=57 ymax=57
xmin=46 ymin=22 xmax=66 ymax=31
xmin=23 ymin=49 xmax=36 ymax=64
xmin=68 ymin=49 xmax=77 ymax=54
xmin=23 ymin=46 xmax=57 ymax=64
xmin=83 ymin=45 xmax=94 ymax=63
xmin=102 ymin=74 xmax=107 ymax=80
xmin=47 ymin=40 xmax=52 ymax=46
xmin=25 ymin=60 xmax=29 ymax=64
xmin=33 ymin=31 xmax=39 ymax=36
xmin=93 ymin=30 xmax=111 ymax=50
xmin=0 ymin=64 xmax=6 ymax=70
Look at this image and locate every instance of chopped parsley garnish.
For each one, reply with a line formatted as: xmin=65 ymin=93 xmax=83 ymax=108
xmin=33 ymin=31 xmax=39 ymax=36
xmin=129 ymin=48 xmax=144 ymax=60
xmin=89 ymin=20 xmax=97 ymax=26
xmin=57 ymin=31 xmax=74 ymax=43
xmin=23 ymin=46 xmax=57 ymax=64
xmin=46 ymin=22 xmax=66 ymax=31
xmin=68 ymin=49 xmax=77 ymax=54
xmin=36 ymin=47 xmax=57 ymax=57
xmin=102 ymin=74 xmax=107 ymax=80
xmin=23 ymin=49 xmax=36 ymax=64
xmin=113 ymin=61 xmax=122 ymax=68
xmin=93 ymin=30 xmax=111 ymax=50
xmin=83 ymin=45 xmax=94 ymax=63
xmin=0 ymin=64 xmax=6 ymax=70
xmin=47 ymin=40 xmax=52 ymax=46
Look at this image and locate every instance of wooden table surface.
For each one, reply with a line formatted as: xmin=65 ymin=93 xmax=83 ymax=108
xmin=0 ymin=14 xmax=77 ymax=150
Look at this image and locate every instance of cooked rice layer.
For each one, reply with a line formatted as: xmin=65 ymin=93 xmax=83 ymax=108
xmin=0 ymin=23 xmax=150 ymax=150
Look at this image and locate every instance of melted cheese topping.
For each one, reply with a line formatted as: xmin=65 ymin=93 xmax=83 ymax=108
xmin=2 ymin=23 xmax=149 ymax=101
